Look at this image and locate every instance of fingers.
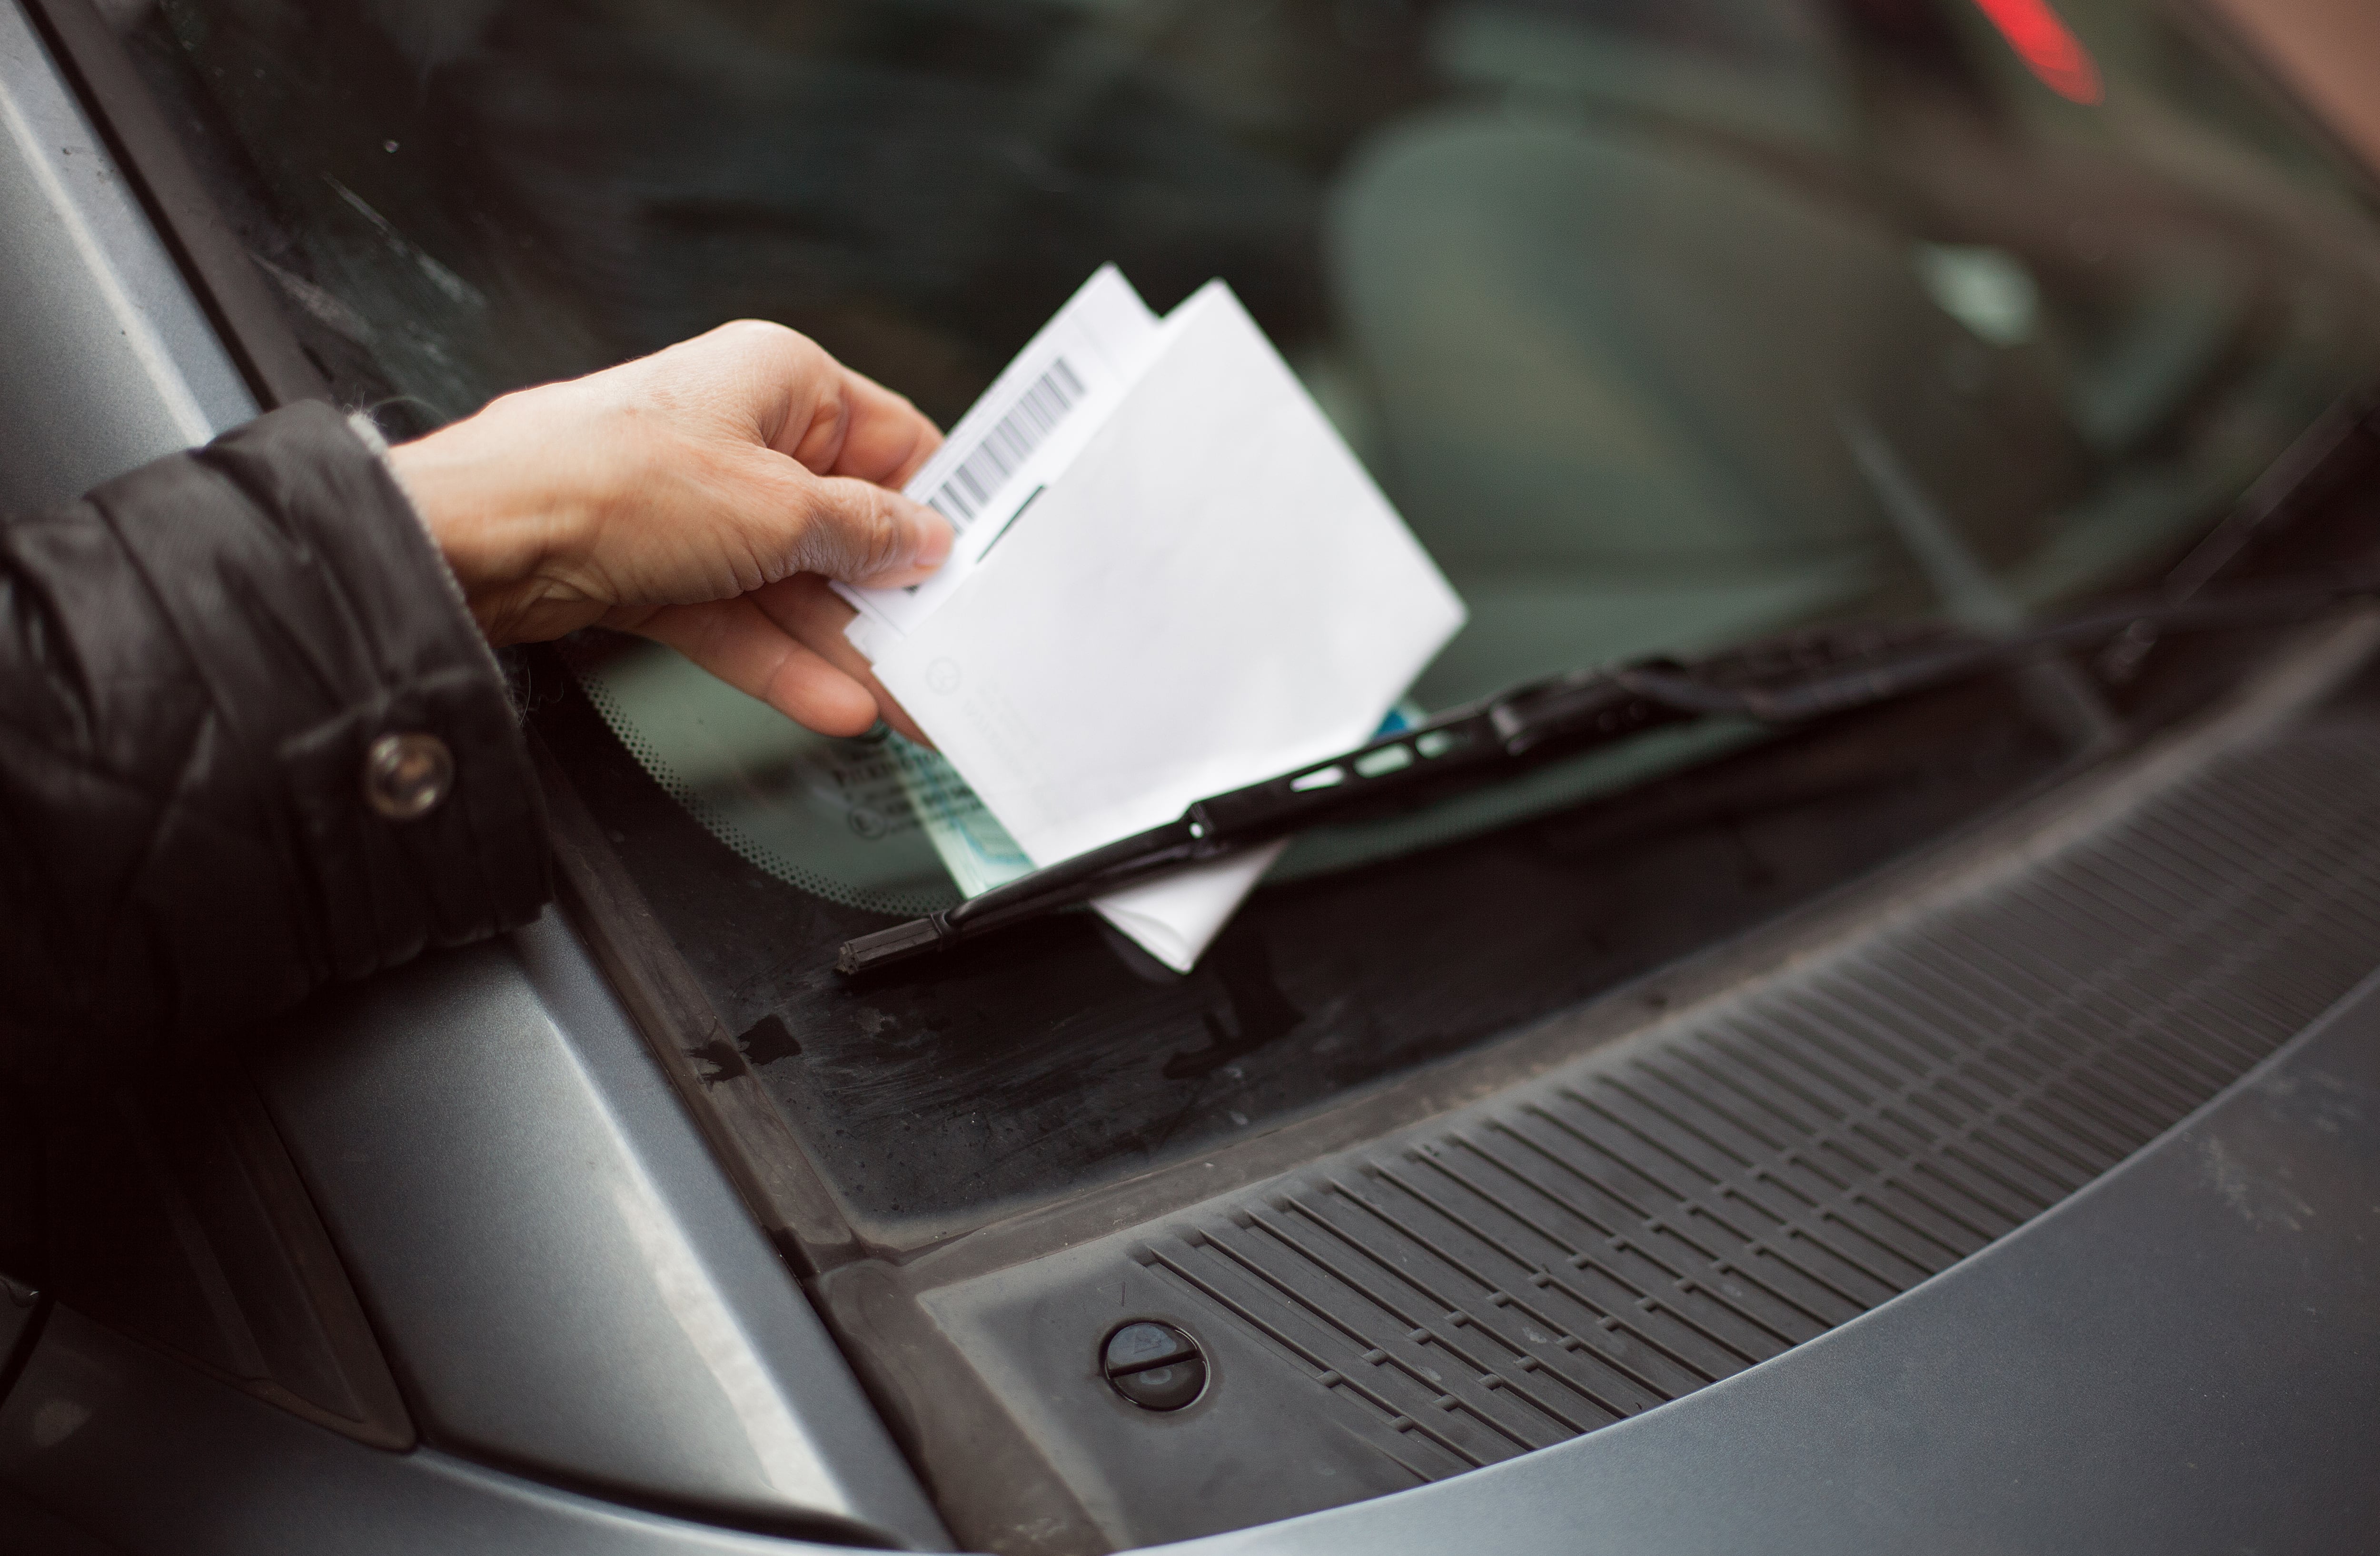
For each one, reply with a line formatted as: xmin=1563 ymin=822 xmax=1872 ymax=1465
xmin=750 ymin=574 xmax=932 ymax=745
xmin=702 ymin=318 xmax=942 ymax=487
xmin=827 ymin=366 xmax=944 ymax=489
xmin=633 ymin=597 xmax=882 ymax=738
xmin=770 ymin=469 xmax=954 ymax=588
xmin=678 ymin=323 xmax=953 ymax=588
xmin=630 ymin=583 xmax=934 ymax=749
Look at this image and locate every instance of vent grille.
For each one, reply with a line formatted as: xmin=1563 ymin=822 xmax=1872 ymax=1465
xmin=1136 ymin=728 xmax=2380 ymax=1479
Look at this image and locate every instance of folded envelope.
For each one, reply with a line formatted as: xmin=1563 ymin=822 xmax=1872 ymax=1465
xmin=852 ymin=277 xmax=1466 ymax=970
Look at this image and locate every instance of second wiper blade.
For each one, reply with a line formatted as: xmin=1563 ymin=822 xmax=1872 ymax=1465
xmin=838 ymin=565 xmax=2380 ymax=974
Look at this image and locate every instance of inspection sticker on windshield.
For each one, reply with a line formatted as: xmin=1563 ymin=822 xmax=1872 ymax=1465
xmin=888 ymin=736 xmax=1035 ymax=897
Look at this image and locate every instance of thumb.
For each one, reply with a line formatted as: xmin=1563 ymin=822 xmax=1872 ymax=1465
xmin=784 ymin=472 xmax=955 ymax=587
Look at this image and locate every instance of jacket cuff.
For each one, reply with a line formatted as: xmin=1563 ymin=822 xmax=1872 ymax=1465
xmin=91 ymin=400 xmax=551 ymax=997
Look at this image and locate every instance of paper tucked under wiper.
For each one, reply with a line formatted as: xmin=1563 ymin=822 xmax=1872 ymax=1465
xmin=837 ymin=267 xmax=1467 ymax=970
xmin=840 ymin=266 xmax=1166 ymax=640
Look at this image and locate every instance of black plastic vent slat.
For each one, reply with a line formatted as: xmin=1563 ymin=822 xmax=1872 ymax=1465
xmin=1134 ymin=728 xmax=2380 ymax=1483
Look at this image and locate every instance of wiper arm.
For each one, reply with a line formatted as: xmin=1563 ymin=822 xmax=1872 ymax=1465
xmin=838 ymin=565 xmax=2380 ymax=974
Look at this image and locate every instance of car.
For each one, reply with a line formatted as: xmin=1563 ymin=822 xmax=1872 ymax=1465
xmin=3 ymin=0 xmax=2378 ymax=1552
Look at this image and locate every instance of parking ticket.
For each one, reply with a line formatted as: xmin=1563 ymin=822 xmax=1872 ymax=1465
xmin=845 ymin=273 xmax=1466 ymax=971
xmin=837 ymin=265 xmax=1164 ymax=649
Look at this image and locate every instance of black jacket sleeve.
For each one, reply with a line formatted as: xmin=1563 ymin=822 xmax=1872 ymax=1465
xmin=0 ymin=402 xmax=551 ymax=1083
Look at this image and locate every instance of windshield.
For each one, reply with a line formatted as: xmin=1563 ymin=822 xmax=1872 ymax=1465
xmin=134 ymin=0 xmax=2380 ymax=908
xmin=130 ymin=0 xmax=2380 ymax=1233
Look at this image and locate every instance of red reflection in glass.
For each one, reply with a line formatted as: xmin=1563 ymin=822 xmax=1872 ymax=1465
xmin=1969 ymin=0 xmax=2105 ymax=104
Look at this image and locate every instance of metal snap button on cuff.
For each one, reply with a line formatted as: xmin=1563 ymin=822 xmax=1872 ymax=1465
xmin=363 ymin=732 xmax=454 ymax=821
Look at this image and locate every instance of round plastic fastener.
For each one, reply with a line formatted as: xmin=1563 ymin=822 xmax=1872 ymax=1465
xmin=364 ymin=732 xmax=454 ymax=821
xmin=1101 ymin=1320 xmax=1207 ymax=1412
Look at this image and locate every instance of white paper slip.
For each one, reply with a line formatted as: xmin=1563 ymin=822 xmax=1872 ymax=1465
xmin=868 ymin=279 xmax=1468 ymax=970
xmin=1083 ymin=843 xmax=1290 ymax=972
xmin=837 ymin=264 xmax=1162 ymax=644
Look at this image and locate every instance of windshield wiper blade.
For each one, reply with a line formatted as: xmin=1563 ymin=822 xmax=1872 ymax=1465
xmin=837 ymin=565 xmax=2380 ymax=974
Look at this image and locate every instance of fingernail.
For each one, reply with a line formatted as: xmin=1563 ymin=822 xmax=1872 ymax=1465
xmin=908 ymin=505 xmax=954 ymax=568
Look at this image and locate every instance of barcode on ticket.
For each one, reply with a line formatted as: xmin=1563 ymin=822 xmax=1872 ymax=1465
xmin=927 ymin=357 xmax=1087 ymax=525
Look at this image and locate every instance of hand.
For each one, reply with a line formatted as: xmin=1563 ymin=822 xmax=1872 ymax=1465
xmin=387 ymin=320 xmax=951 ymax=739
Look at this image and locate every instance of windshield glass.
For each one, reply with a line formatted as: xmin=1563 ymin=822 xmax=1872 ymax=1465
xmin=129 ymin=0 xmax=2380 ymax=1232
xmin=137 ymin=0 xmax=2380 ymax=910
